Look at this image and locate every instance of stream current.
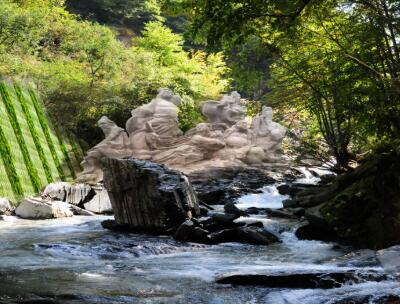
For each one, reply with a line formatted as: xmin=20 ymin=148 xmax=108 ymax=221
xmin=0 ymin=174 xmax=399 ymax=303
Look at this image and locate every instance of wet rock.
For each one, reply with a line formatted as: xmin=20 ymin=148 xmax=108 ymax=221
xmin=377 ymin=245 xmax=400 ymax=276
xmin=69 ymin=205 xmax=96 ymax=216
xmin=330 ymin=249 xmax=379 ymax=268
xmin=200 ymin=214 xmax=242 ymax=232
xmin=199 ymin=206 xmax=209 ymax=216
xmin=319 ymin=174 xmax=336 ymax=185
xmin=15 ymin=197 xmax=73 ymax=219
xmin=295 ymin=223 xmax=339 ymax=242
xmin=102 ymin=158 xmax=200 ymax=234
xmin=190 ymin=167 xmax=276 ymax=205
xmin=83 ymin=187 xmax=113 ymax=214
xmin=211 ymin=213 xmax=239 ymax=223
xmin=209 ymin=227 xmax=279 ymax=245
xmin=244 ymin=221 xmax=264 ymax=228
xmin=0 ymin=197 xmax=12 ymax=215
xmin=42 ymin=182 xmax=94 ymax=206
xmin=282 ymin=199 xmax=297 ymax=208
xmin=224 ymin=203 xmax=248 ymax=217
xmin=291 ymin=207 xmax=306 ymax=217
xmin=216 ymin=270 xmax=386 ymax=288
xmin=174 ymin=220 xmax=195 ymax=242
xmin=243 ymin=207 xmax=296 ymax=219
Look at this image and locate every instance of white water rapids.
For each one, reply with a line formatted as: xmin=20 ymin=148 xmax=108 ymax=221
xmin=0 ymin=170 xmax=399 ymax=303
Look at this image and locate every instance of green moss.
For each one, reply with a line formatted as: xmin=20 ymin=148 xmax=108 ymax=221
xmin=320 ymin=142 xmax=400 ymax=249
xmin=0 ymin=122 xmax=23 ymax=199
xmin=28 ymin=89 xmax=66 ymax=180
xmin=14 ymin=84 xmax=54 ymax=184
xmin=0 ymin=83 xmax=41 ymax=193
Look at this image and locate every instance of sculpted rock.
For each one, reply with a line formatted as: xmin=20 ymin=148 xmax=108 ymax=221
xmin=102 ymin=158 xmax=200 ymax=234
xmin=202 ymin=91 xmax=246 ymax=126
xmin=15 ymin=197 xmax=73 ymax=219
xmin=77 ymin=89 xmax=287 ymax=183
xmin=78 ymin=116 xmax=130 ymax=184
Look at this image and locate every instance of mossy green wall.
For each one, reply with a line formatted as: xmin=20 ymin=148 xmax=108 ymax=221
xmin=0 ymin=81 xmax=83 ymax=203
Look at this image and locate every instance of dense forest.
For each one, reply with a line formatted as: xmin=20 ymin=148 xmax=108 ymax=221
xmin=1 ymin=0 xmax=399 ymax=172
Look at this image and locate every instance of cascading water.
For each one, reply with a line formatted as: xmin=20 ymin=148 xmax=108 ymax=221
xmin=0 ymin=169 xmax=399 ymax=303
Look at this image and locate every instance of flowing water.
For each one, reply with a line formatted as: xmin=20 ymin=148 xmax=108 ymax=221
xmin=0 ymin=174 xmax=399 ymax=303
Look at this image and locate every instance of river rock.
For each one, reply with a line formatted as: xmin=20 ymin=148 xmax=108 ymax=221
xmin=102 ymin=158 xmax=200 ymax=234
xmin=209 ymin=226 xmax=279 ymax=245
xmin=15 ymin=197 xmax=73 ymax=219
xmin=69 ymin=205 xmax=96 ymax=216
xmin=224 ymin=203 xmax=247 ymax=217
xmin=174 ymin=220 xmax=195 ymax=241
xmin=377 ymin=245 xmax=400 ymax=276
xmin=83 ymin=187 xmax=113 ymax=214
xmin=42 ymin=182 xmax=94 ymax=205
xmin=190 ymin=167 xmax=275 ymax=205
xmin=216 ymin=270 xmax=386 ymax=288
xmin=0 ymin=197 xmax=12 ymax=215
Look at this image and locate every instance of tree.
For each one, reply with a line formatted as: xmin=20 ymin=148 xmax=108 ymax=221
xmin=185 ymin=0 xmax=400 ymax=171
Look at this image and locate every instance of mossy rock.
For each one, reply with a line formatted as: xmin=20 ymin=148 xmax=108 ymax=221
xmin=320 ymin=144 xmax=400 ymax=249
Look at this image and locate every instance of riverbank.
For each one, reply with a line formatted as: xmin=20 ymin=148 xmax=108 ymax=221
xmin=0 ymin=168 xmax=399 ymax=304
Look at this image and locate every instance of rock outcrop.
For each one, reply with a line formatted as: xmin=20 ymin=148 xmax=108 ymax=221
xmin=15 ymin=197 xmax=74 ymax=219
xmin=83 ymin=187 xmax=112 ymax=214
xmin=77 ymin=88 xmax=286 ymax=184
xmin=0 ymin=197 xmax=12 ymax=215
xmin=102 ymin=158 xmax=200 ymax=234
xmin=42 ymin=182 xmax=94 ymax=205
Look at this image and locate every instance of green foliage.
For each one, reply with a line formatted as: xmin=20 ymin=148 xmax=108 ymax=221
xmin=0 ymin=81 xmax=82 ymax=201
xmin=14 ymin=84 xmax=54 ymax=184
xmin=28 ymin=89 xmax=66 ymax=180
xmin=0 ymin=83 xmax=41 ymax=193
xmin=177 ymin=96 xmax=204 ymax=132
xmin=66 ymin=0 xmax=161 ymax=30
xmin=0 ymin=1 xmax=230 ymax=144
xmin=186 ymin=0 xmax=400 ymax=171
xmin=0 ymin=123 xmax=23 ymax=199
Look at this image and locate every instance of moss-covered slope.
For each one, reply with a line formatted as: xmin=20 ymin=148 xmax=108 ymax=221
xmin=0 ymin=81 xmax=83 ymax=203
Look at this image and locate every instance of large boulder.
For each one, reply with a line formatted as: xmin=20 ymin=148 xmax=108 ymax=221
xmin=83 ymin=187 xmax=112 ymax=214
xmin=208 ymin=226 xmax=279 ymax=245
xmin=377 ymin=245 xmax=400 ymax=276
xmin=216 ymin=270 xmax=386 ymax=288
xmin=15 ymin=197 xmax=73 ymax=219
xmin=42 ymin=182 xmax=94 ymax=205
xmin=102 ymin=158 xmax=200 ymax=234
xmin=0 ymin=197 xmax=12 ymax=215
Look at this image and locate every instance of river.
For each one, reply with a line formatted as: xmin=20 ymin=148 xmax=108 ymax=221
xmin=0 ymin=177 xmax=399 ymax=303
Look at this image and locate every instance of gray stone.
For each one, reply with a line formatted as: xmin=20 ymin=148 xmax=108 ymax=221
xmin=83 ymin=188 xmax=113 ymax=214
xmin=102 ymin=158 xmax=200 ymax=234
xmin=42 ymin=182 xmax=93 ymax=205
xmin=15 ymin=197 xmax=73 ymax=219
xmin=377 ymin=245 xmax=400 ymax=276
xmin=0 ymin=197 xmax=12 ymax=215
xmin=69 ymin=205 xmax=96 ymax=216
xmin=209 ymin=226 xmax=279 ymax=245
xmin=174 ymin=220 xmax=194 ymax=241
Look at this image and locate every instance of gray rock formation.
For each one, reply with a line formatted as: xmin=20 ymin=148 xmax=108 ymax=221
xmin=83 ymin=187 xmax=112 ymax=214
xmin=15 ymin=197 xmax=74 ymax=219
xmin=42 ymin=182 xmax=93 ymax=205
xmin=377 ymin=245 xmax=400 ymax=276
xmin=102 ymin=158 xmax=200 ymax=233
xmin=0 ymin=197 xmax=12 ymax=215
xmin=77 ymin=89 xmax=286 ymax=184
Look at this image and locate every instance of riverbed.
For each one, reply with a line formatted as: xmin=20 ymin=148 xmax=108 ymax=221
xmin=0 ymin=183 xmax=399 ymax=303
